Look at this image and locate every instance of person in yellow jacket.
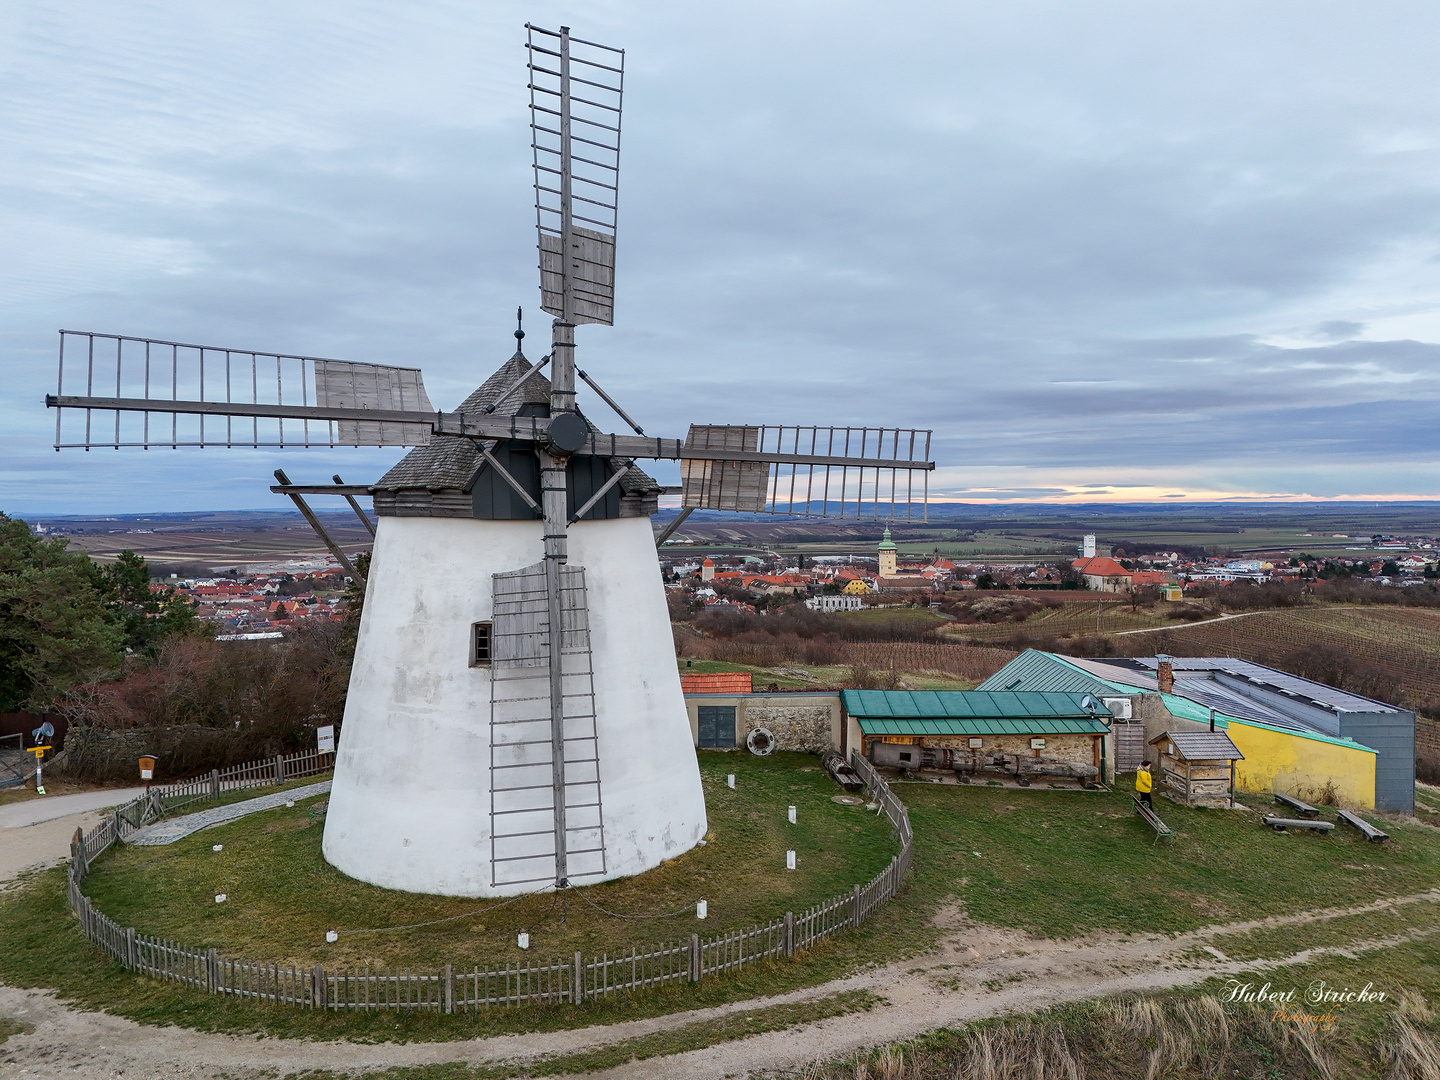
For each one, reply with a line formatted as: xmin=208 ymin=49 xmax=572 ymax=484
xmin=1136 ymin=760 xmax=1154 ymax=808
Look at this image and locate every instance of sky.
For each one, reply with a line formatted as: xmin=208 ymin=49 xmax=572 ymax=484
xmin=4 ymin=0 xmax=1440 ymax=515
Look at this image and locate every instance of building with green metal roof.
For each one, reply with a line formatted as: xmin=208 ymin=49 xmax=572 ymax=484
xmin=979 ymin=649 xmax=1386 ymax=809
xmin=840 ymin=689 xmax=1111 ymax=786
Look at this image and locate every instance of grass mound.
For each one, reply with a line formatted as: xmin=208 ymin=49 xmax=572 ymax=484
xmin=79 ymin=751 xmax=899 ymax=968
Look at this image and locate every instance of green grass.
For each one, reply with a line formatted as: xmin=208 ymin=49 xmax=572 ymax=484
xmin=79 ymin=753 xmax=897 ymax=968
xmin=282 ymin=990 xmax=882 ymax=1079
xmin=0 ymin=1016 xmax=34 ymax=1044
xmin=8 ymin=761 xmax=1440 ymax=1045
xmin=899 ymin=785 xmax=1440 ymax=938
xmin=1208 ymin=898 xmax=1440 ymax=961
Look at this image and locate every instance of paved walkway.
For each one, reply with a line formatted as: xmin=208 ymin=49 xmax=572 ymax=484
xmin=126 ymin=781 xmax=331 ymax=846
xmin=0 ymin=788 xmax=147 ymax=830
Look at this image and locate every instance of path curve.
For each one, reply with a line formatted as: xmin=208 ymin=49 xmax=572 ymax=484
xmin=1 ymin=884 xmax=1435 ymax=1080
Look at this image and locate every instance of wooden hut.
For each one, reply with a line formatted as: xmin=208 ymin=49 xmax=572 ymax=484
xmin=1149 ymin=730 xmax=1243 ymax=808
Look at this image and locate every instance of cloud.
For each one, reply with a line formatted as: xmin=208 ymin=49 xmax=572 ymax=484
xmin=3 ymin=1 xmax=1440 ymax=514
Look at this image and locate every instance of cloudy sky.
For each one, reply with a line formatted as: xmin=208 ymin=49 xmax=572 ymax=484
xmin=4 ymin=1 xmax=1440 ymax=515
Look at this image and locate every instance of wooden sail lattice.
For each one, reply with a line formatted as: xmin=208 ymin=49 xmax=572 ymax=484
xmin=51 ymin=331 xmax=434 ymax=450
xmin=681 ymin=425 xmax=933 ymax=520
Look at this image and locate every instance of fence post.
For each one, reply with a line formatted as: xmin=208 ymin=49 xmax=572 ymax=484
xmin=689 ymin=934 xmax=700 ymax=983
xmin=206 ymin=947 xmax=218 ymax=992
xmin=275 ymin=754 xmax=285 ymax=786
xmin=784 ymin=912 xmax=794 ymax=957
xmin=573 ymin=951 xmax=584 ymax=1005
xmin=125 ymin=927 xmax=137 ymax=970
xmin=210 ymin=769 xmax=220 ymax=799
xmin=852 ymin=884 xmax=862 ymax=927
xmin=313 ymin=964 xmax=326 ymax=1009
xmin=445 ymin=963 xmax=453 ymax=1014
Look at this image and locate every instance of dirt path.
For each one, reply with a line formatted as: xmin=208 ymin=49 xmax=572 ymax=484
xmin=2 ymin=887 xmax=1436 ymax=1080
xmin=0 ymin=787 xmax=146 ymax=890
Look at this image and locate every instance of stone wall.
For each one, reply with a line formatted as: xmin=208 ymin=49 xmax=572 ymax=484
xmin=742 ymin=704 xmax=833 ymax=754
xmin=921 ymin=733 xmax=1096 ymax=768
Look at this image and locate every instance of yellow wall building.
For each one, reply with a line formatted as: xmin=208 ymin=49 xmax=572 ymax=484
xmin=1226 ymin=718 xmax=1377 ymax=809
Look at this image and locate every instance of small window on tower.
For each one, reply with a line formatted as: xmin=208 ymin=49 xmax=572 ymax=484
xmin=471 ymin=622 xmax=493 ymax=667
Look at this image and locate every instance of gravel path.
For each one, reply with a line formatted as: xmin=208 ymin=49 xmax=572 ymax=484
xmin=1 ymin=886 xmax=1434 ymax=1079
xmin=126 ymin=781 xmax=332 ymax=846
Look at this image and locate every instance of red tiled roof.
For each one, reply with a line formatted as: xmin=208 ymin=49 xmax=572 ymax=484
xmin=681 ymin=672 xmax=752 ymax=694
xmin=1072 ymin=557 xmax=1131 ymax=578
xmin=1130 ymin=571 xmax=1175 ymax=586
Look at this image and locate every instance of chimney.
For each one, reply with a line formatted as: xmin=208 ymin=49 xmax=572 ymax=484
xmin=1156 ymin=655 xmax=1173 ymax=695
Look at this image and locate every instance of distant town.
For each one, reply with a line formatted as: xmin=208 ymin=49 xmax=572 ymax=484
xmin=22 ymin=510 xmax=1440 ymax=638
xmin=658 ymin=528 xmax=1440 ymax=614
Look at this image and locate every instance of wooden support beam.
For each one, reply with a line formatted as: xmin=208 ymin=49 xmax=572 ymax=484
xmin=273 ymin=469 xmax=364 ymax=585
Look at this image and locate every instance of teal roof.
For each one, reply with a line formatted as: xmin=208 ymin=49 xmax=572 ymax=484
xmin=859 ymin=715 xmax=1110 ymax=737
xmin=977 ymin=649 xmax=1116 ymax=695
xmin=842 ymin=689 xmax=1112 ymax=721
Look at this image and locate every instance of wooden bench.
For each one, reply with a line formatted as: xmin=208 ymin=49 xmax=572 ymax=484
xmin=1262 ymin=815 xmax=1334 ymax=834
xmin=1132 ymin=795 xmax=1174 ymax=845
xmin=1274 ymin=792 xmax=1321 ymax=818
xmin=1337 ymin=808 xmax=1389 ymax=843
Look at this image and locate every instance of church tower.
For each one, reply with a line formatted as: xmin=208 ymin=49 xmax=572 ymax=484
xmin=877 ymin=527 xmax=897 ymax=578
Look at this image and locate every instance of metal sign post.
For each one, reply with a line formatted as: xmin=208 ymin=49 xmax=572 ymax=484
xmin=28 ymin=746 xmax=51 ymax=796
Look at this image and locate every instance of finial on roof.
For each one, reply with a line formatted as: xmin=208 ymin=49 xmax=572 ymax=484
xmin=512 ymin=307 xmax=526 ymax=359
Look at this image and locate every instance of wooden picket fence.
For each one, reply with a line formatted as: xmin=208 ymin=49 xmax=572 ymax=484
xmin=66 ymin=749 xmax=911 ymax=1012
xmin=71 ymin=748 xmax=336 ymax=868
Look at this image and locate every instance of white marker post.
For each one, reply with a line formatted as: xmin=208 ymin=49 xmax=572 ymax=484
xmin=727 ymin=774 xmax=735 ymax=789
xmin=788 ymin=805 xmax=796 ymax=824
xmin=696 ymin=900 xmax=708 ymax=920
xmin=786 ymin=850 xmax=796 ymax=871
xmin=517 ymin=932 xmax=530 ymax=950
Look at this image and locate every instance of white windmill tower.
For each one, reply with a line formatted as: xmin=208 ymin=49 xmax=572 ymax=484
xmin=46 ymin=24 xmax=936 ymax=898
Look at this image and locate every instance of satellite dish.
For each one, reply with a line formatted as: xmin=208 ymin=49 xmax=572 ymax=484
xmin=31 ymin=721 xmax=54 ymax=741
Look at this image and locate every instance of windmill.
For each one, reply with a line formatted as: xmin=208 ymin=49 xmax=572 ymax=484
xmin=45 ymin=24 xmax=936 ymax=898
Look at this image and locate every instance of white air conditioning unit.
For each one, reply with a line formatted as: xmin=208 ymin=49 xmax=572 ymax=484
xmin=1101 ymin=697 xmax=1133 ymax=720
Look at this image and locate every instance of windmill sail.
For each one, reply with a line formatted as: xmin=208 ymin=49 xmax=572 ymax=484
xmin=50 ymin=331 xmax=434 ymax=449
xmin=314 ymin=360 xmax=434 ymax=446
xmin=681 ymin=424 xmax=934 ymax=520
xmin=528 ymin=24 xmax=623 ymax=327
xmin=488 ymin=561 xmax=607 ymax=888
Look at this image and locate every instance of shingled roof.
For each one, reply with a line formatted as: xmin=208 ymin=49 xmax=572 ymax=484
xmin=373 ymin=347 xmax=660 ymax=497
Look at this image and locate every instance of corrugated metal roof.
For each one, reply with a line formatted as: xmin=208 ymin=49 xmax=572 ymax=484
xmin=1131 ymin=657 xmax=1404 ymax=715
xmin=1151 ymin=730 xmax=1244 ymax=760
xmin=976 ymin=650 xmax=1116 ymax=695
xmin=859 ymin=715 xmax=1110 ymax=737
xmin=841 ymin=688 xmax=1112 ymax=720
